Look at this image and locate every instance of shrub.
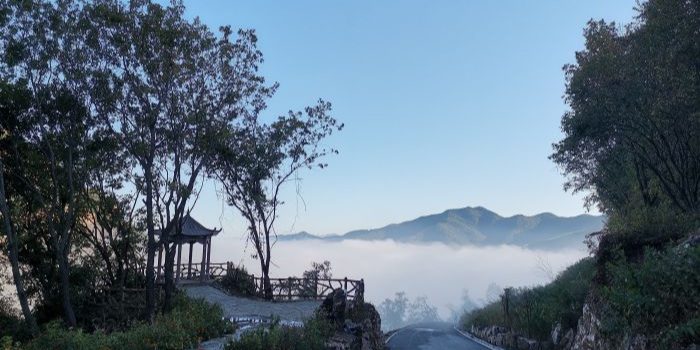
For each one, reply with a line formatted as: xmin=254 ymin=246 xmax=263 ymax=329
xmin=22 ymin=294 xmax=231 ymax=350
xmin=216 ymin=265 xmax=257 ymax=297
xmin=602 ymin=244 xmax=700 ymax=349
xmin=226 ymin=316 xmax=334 ymax=350
xmin=461 ymin=258 xmax=595 ymax=341
xmin=0 ymin=295 xmax=29 ymax=342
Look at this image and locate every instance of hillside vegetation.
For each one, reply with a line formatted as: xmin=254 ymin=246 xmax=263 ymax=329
xmin=462 ymin=0 xmax=700 ymax=349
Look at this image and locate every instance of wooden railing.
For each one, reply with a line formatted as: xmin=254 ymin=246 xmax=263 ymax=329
xmin=175 ymin=262 xmax=228 ymax=280
xmin=171 ymin=260 xmax=366 ymax=302
xmin=251 ymin=276 xmax=365 ymax=301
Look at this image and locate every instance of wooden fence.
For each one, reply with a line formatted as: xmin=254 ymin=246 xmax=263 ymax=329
xmin=251 ymin=276 xmax=365 ymax=301
xmin=175 ymin=262 xmax=228 ymax=280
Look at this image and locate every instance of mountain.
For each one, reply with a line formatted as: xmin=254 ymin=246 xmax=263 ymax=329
xmin=279 ymin=206 xmax=605 ymax=250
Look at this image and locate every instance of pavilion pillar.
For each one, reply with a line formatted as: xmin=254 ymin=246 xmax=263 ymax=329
xmin=187 ymin=242 xmax=194 ymax=279
xmin=175 ymin=242 xmax=182 ymax=284
xmin=206 ymin=236 xmax=212 ymax=279
xmin=200 ymin=239 xmax=207 ymax=282
xmin=157 ymin=244 xmax=163 ymax=280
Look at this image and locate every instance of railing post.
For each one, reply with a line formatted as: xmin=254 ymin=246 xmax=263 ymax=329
xmin=360 ymin=279 xmax=365 ymax=301
xmin=344 ymin=277 xmax=348 ymax=292
xmin=314 ymin=276 xmax=318 ymax=299
xmin=288 ymin=277 xmax=292 ymax=300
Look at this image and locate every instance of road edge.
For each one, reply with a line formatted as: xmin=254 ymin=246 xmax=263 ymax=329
xmin=453 ymin=325 xmax=507 ymax=350
xmin=384 ymin=327 xmax=405 ymax=344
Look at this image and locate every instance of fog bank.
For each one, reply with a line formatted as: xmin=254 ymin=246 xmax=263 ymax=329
xmin=208 ymin=238 xmax=588 ymax=318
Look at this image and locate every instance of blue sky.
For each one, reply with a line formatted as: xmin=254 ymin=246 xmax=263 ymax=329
xmin=178 ymin=1 xmax=639 ymax=237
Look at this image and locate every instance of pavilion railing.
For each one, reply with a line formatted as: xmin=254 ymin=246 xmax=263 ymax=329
xmin=175 ymin=262 xmax=228 ymax=280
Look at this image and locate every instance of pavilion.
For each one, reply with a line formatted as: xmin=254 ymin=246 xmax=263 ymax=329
xmin=156 ymin=214 xmax=221 ymax=283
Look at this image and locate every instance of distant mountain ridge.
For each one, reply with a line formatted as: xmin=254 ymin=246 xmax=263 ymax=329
xmin=280 ymin=206 xmax=605 ymax=250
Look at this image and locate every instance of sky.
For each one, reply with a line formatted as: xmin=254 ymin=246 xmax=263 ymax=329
xmin=173 ymin=0 xmax=640 ymax=238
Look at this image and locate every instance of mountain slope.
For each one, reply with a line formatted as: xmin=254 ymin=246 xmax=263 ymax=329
xmin=280 ymin=206 xmax=605 ymax=250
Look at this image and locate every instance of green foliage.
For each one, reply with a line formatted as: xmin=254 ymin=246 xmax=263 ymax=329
xmin=20 ymin=295 xmax=231 ymax=350
xmin=299 ymin=261 xmax=332 ymax=298
xmin=551 ymin=0 xmax=700 ymax=216
xmin=216 ymin=265 xmax=256 ymax=297
xmin=0 ymin=295 xmax=29 ymax=341
xmin=226 ymin=316 xmax=334 ymax=350
xmin=460 ymin=301 xmax=503 ymax=330
xmin=602 ymin=245 xmax=700 ymax=349
xmin=461 ymin=258 xmax=595 ymax=340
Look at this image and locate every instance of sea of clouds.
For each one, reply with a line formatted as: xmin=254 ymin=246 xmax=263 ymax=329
xmin=209 ymin=238 xmax=589 ymax=318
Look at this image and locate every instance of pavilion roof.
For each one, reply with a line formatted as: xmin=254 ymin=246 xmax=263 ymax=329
xmin=155 ymin=214 xmax=221 ymax=238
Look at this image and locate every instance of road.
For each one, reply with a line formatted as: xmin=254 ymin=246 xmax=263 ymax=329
xmin=386 ymin=322 xmax=490 ymax=350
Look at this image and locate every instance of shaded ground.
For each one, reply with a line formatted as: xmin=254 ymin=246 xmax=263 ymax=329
xmin=387 ymin=322 xmax=489 ymax=350
xmin=181 ymin=284 xmax=321 ymax=321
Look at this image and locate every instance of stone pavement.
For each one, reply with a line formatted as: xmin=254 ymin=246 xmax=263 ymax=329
xmin=181 ymin=284 xmax=322 ymax=321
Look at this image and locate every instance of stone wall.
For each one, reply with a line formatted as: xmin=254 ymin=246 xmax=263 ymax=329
xmin=469 ymin=325 xmax=552 ymax=350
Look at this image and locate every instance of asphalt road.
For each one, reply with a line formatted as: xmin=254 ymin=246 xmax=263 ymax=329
xmin=386 ymin=322 xmax=490 ymax=350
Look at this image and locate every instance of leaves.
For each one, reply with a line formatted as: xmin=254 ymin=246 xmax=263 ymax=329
xmin=551 ymin=0 xmax=700 ymax=216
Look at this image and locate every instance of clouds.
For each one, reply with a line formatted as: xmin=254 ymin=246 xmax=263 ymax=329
xmin=209 ymin=238 xmax=588 ymax=318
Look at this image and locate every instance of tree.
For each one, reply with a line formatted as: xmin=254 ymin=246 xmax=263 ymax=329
xmin=378 ymin=292 xmax=441 ymax=330
xmin=406 ymin=296 xmax=441 ymax=324
xmin=551 ymin=0 xmax=700 ymax=217
xmin=85 ymin=0 xmax=274 ymax=314
xmin=0 ymin=0 xmax=97 ymax=327
xmin=215 ymin=101 xmax=341 ymax=300
xmin=378 ymin=292 xmax=409 ymax=331
xmin=302 ymin=260 xmax=333 ymax=281
xmin=447 ymin=289 xmax=478 ymax=323
xmin=0 ymin=81 xmax=39 ymax=335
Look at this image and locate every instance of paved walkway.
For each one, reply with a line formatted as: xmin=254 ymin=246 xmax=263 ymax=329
xmin=387 ymin=322 xmax=489 ymax=350
xmin=181 ymin=284 xmax=322 ymax=321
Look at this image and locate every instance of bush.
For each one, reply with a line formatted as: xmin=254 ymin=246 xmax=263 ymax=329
xmin=0 ymin=295 xmax=29 ymax=342
xmin=226 ymin=316 xmax=334 ymax=350
xmin=216 ymin=265 xmax=257 ymax=297
xmin=461 ymin=258 xmax=595 ymax=341
xmin=22 ymin=294 xmax=231 ymax=350
xmin=602 ymin=244 xmax=700 ymax=349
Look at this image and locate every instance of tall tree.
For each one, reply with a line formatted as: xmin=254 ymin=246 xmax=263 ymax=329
xmin=551 ymin=0 xmax=700 ymax=217
xmin=0 ymin=0 xmax=95 ymax=327
xmin=215 ymin=101 xmax=341 ymax=300
xmin=85 ymin=0 xmax=274 ymax=314
xmin=0 ymin=81 xmax=39 ymax=336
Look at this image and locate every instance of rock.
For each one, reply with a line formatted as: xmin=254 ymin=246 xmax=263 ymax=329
xmin=517 ymin=336 xmax=538 ymax=350
xmin=570 ymin=303 xmax=606 ymax=350
xmin=319 ymin=290 xmax=385 ymax=350
xmin=318 ymin=289 xmax=348 ymax=327
xmin=327 ymin=332 xmax=355 ymax=350
xmin=347 ymin=302 xmax=383 ymax=350
xmin=561 ymin=329 xmax=574 ymax=349
xmin=677 ymin=233 xmax=700 ymax=251
xmin=552 ymin=322 xmax=562 ymax=345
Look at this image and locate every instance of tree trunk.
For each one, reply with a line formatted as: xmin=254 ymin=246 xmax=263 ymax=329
xmin=262 ymin=264 xmax=273 ymax=301
xmin=144 ymin=164 xmax=156 ymax=320
xmin=162 ymin=242 xmax=176 ymax=312
xmin=57 ymin=250 xmax=77 ymax=327
xmin=0 ymin=161 xmax=39 ymax=335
